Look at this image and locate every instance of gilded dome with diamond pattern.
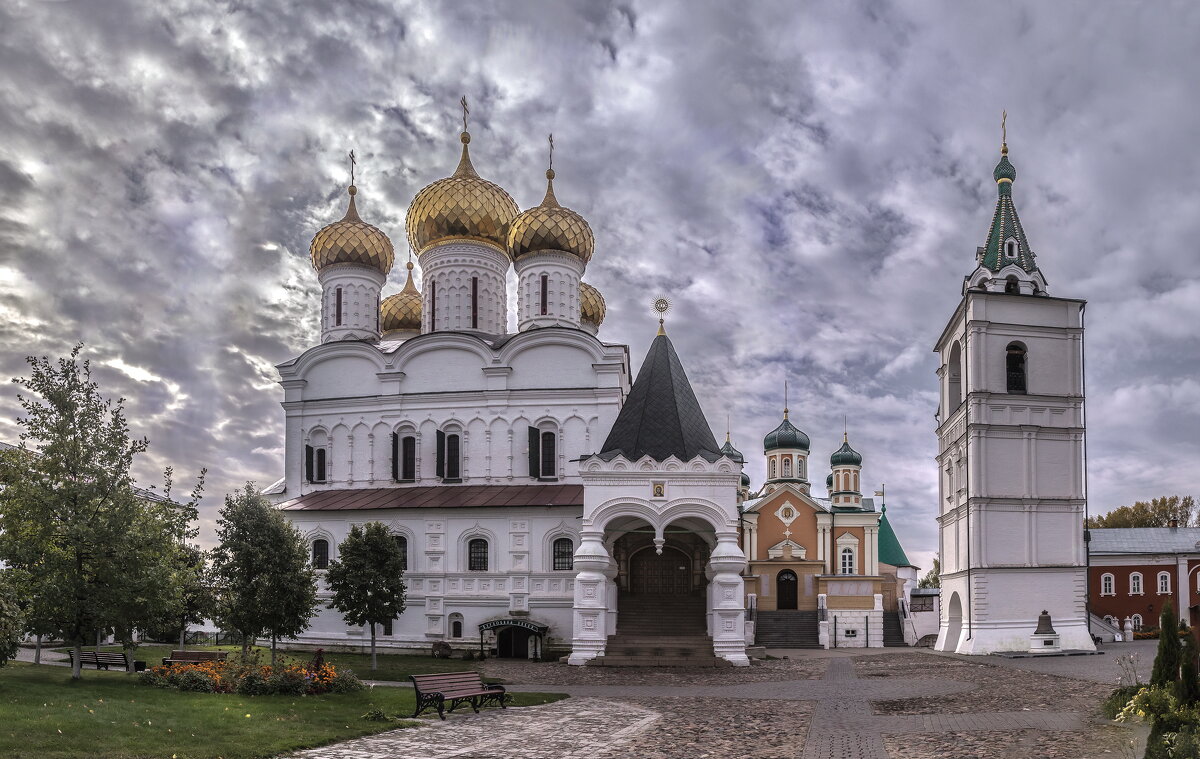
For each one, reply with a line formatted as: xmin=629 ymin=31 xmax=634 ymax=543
xmin=380 ymin=261 xmax=422 ymax=334
xmin=405 ymin=132 xmax=519 ymax=256
xmin=506 ymin=169 xmax=594 ymax=263
xmin=579 ymin=281 xmax=606 ymax=327
xmin=310 ymin=186 xmax=395 ymax=275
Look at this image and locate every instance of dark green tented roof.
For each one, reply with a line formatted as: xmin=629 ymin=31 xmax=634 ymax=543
xmin=981 ymin=149 xmax=1038 ymax=274
xmin=877 ymin=508 xmax=914 ymax=568
xmin=596 ymin=332 xmax=722 ymax=462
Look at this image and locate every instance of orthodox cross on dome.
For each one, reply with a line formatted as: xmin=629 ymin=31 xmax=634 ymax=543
xmin=652 ymin=296 xmax=671 ymax=335
xmin=348 ymin=149 xmax=356 ymax=186
xmin=460 ymin=95 xmax=469 ymax=132
xmin=548 ymin=133 xmax=554 ymax=172
xmin=1001 ymin=109 xmax=1008 ymax=154
xmin=784 ymin=379 xmax=789 ymax=420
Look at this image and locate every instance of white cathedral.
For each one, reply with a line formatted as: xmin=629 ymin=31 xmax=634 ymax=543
xmin=266 ymin=113 xmax=1090 ymax=662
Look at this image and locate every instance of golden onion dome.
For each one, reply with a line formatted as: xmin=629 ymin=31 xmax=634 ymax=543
xmin=380 ymin=261 xmax=422 ymax=334
xmin=310 ymin=186 xmax=395 ymax=275
xmin=405 ymin=131 xmax=519 ymax=256
xmin=507 ymin=169 xmax=594 ymax=263
xmin=579 ymin=281 xmax=606 ymax=327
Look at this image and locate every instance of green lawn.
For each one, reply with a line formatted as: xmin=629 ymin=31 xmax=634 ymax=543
xmin=0 ymin=662 xmax=566 ymax=759
xmin=54 ymin=644 xmax=483 ymax=682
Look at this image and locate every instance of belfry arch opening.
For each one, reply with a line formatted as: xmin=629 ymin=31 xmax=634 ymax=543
xmin=1006 ymin=342 xmax=1027 ymax=394
xmin=947 ymin=341 xmax=963 ymax=411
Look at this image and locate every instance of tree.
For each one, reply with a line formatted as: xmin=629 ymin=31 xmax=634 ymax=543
xmin=325 ymin=522 xmax=407 ymax=671
xmin=1151 ymin=601 xmax=1182 ymax=688
xmin=211 ymin=484 xmax=317 ymax=665
xmin=917 ymin=557 xmax=940 ymax=589
xmin=0 ymin=571 xmax=23 ymax=668
xmin=0 ymin=347 xmax=200 ymax=679
xmin=170 ymin=544 xmax=215 ymax=650
xmin=1178 ymin=627 xmax=1200 ymax=705
xmin=1086 ymin=495 xmax=1196 ymax=529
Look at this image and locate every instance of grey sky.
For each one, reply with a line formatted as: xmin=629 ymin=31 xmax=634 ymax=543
xmin=1 ymin=1 xmax=1198 ymax=569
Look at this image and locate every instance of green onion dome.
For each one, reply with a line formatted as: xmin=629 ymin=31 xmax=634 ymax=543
xmin=826 ymin=472 xmax=834 ymax=490
xmin=763 ymin=415 xmax=810 ymax=452
xmin=720 ymin=436 xmax=744 ymax=463
xmin=830 ymin=438 xmax=862 ymax=467
xmin=740 ymin=472 xmax=751 ymax=488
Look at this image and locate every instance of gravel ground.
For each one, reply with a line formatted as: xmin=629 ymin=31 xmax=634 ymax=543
xmin=483 ymin=655 xmax=825 ymax=686
xmin=882 ymin=725 xmax=1140 ymax=759
xmin=859 ymin=653 xmax=1116 ymax=716
xmin=602 ymin=697 xmax=815 ymax=759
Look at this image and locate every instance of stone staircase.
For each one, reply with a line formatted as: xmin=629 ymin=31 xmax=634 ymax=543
xmin=591 ymin=591 xmax=729 ymax=667
xmin=754 ymin=610 xmax=822 ymax=648
xmin=883 ymin=611 xmax=907 ymax=647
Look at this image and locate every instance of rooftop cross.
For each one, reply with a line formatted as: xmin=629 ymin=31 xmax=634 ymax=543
xmin=348 ymin=149 xmax=356 ymax=186
xmin=460 ymin=95 xmax=469 ymax=132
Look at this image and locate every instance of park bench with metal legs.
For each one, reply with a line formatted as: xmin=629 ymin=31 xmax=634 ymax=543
xmin=68 ymin=650 xmax=129 ymax=671
xmin=161 ymin=650 xmax=228 ymax=666
xmin=410 ymin=672 xmax=507 ymax=720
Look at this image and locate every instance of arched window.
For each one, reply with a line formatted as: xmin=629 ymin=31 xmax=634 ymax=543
xmin=541 ymin=431 xmax=556 ymax=479
xmin=947 ymin=341 xmax=963 ymax=410
xmin=852 ymin=472 xmax=859 ymax=492
xmin=1132 ymin=614 xmax=1144 ymax=630
xmin=305 ymin=430 xmax=329 ymax=483
xmin=311 ymin=539 xmax=329 ymax=570
xmin=393 ymin=433 xmax=417 ymax=481
xmin=393 ymin=535 xmax=408 ymax=572
xmin=437 ymin=430 xmax=461 ymax=481
xmin=335 ymin=286 xmax=343 ymax=327
xmin=471 ymin=276 xmax=479 ymax=329
xmin=1158 ymin=572 xmax=1172 ymax=594
xmin=1100 ymin=573 xmax=1114 ymax=596
xmin=468 ymin=538 xmax=488 ymax=571
xmin=1006 ymin=343 xmax=1027 ymax=394
xmin=429 ymin=277 xmax=437 ymax=331
xmin=553 ymin=538 xmax=574 ymax=571
xmin=782 ymin=458 xmax=792 ymax=478
xmin=540 ymin=274 xmax=549 ymax=316
xmin=1130 ymin=572 xmax=1143 ymax=595
xmin=840 ymin=547 xmax=855 ymax=575
xmin=769 ymin=459 xmax=776 ymax=479
xmin=1005 ymin=238 xmax=1018 ymax=260
xmin=1104 ymin=615 xmax=1117 ymax=627
xmin=449 ymin=613 xmax=464 ymax=639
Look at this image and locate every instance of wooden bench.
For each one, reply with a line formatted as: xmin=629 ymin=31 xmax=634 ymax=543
xmin=410 ymin=672 xmax=507 ymax=720
xmin=68 ymin=650 xmax=129 ymax=671
xmin=161 ymin=650 xmax=228 ymax=667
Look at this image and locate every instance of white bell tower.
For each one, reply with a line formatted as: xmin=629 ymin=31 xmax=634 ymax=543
xmin=933 ymin=135 xmax=1093 ymax=654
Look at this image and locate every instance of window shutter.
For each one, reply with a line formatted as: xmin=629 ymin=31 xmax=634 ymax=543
xmin=528 ymin=426 xmax=540 ymax=478
xmin=316 ymin=448 xmax=327 ymax=482
xmin=305 ymin=445 xmax=314 ymax=482
xmin=391 ymin=432 xmax=399 ymax=481
xmin=541 ymin=431 xmax=555 ymax=479
xmin=435 ymin=430 xmax=446 ymax=479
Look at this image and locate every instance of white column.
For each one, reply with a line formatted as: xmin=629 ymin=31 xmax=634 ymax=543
xmin=568 ymin=531 xmax=614 ymax=665
xmin=318 ymin=264 xmax=385 ymax=343
xmin=515 ymin=252 xmax=584 ymax=331
xmin=708 ymin=533 xmax=750 ymax=666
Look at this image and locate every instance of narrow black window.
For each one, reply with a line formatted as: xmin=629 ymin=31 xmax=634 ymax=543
xmin=315 ymin=447 xmax=327 ymax=482
xmin=391 ymin=432 xmax=399 ymax=481
xmin=1004 ymin=276 xmax=1019 ymax=294
xmin=540 ymin=431 xmax=556 ymax=480
xmin=429 ymin=278 xmax=436 ymax=331
xmin=468 ymin=538 xmax=488 ymax=571
xmin=382 ymin=618 xmax=393 ymax=636
xmin=401 ymin=436 xmax=416 ymax=481
xmin=471 ymin=276 xmax=479 ymax=329
xmin=540 ymin=274 xmax=548 ymax=316
xmin=451 ymin=619 xmax=463 ymax=638
xmin=445 ymin=434 xmax=461 ymax=480
xmin=527 ymin=426 xmax=540 ymax=478
xmin=335 ymin=287 xmax=343 ymax=327
xmin=435 ymin=430 xmax=446 ymax=478
xmin=311 ymin=539 xmax=329 ymax=569
xmin=1006 ymin=343 xmax=1027 ymax=394
xmin=397 ymin=536 xmax=408 ymax=571
xmin=553 ymin=537 xmax=574 ymax=571
xmin=305 ymin=445 xmax=315 ymax=482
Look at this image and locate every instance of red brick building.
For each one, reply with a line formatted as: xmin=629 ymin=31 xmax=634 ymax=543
xmin=1088 ymin=527 xmax=1200 ymax=631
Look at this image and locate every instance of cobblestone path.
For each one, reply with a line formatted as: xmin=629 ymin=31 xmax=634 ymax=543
xmin=291 ymin=698 xmax=659 ymax=759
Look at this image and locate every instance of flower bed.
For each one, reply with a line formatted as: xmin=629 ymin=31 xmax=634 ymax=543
xmin=138 ymin=649 xmax=364 ymax=695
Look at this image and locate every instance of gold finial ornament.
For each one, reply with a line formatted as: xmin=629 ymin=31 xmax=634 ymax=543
xmin=579 ymin=281 xmax=606 ymax=327
xmin=653 ymin=296 xmax=671 ymax=335
xmin=405 ymin=97 xmax=519 ymax=256
xmin=1001 ymin=110 xmax=1008 ymax=155
xmin=506 ymin=133 xmax=594 ymax=262
xmin=310 ymin=179 xmax=394 ymax=275
xmin=784 ymin=379 xmax=789 ymax=420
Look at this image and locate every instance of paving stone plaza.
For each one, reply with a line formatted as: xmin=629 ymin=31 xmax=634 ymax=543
xmin=297 ymin=645 xmax=1146 ymax=759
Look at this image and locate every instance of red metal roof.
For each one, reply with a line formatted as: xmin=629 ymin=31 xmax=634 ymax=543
xmin=278 ymin=484 xmax=584 ymax=511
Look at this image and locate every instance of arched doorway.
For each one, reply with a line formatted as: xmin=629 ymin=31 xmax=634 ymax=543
xmin=776 ymin=570 xmax=798 ymax=610
xmin=941 ymin=591 xmax=963 ymax=652
xmin=497 ymin=627 xmax=532 ymax=659
xmin=630 ymin=545 xmax=694 ymax=595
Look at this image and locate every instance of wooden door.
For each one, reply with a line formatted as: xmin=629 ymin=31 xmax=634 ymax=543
xmin=630 ymin=547 xmax=692 ymax=594
xmin=777 ymin=570 xmax=799 ymax=610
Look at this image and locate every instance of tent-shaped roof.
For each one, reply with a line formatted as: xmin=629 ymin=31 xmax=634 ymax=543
xmin=878 ymin=508 xmax=915 ymax=568
xmin=595 ymin=332 xmax=721 ymax=462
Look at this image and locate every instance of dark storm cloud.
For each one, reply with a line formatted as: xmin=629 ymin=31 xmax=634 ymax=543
xmin=1 ymin=0 xmax=1198 ymax=564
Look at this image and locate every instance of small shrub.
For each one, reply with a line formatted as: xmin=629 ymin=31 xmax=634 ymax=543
xmin=137 ymin=668 xmax=169 ymax=688
xmin=1102 ymin=685 xmax=1142 ymax=719
xmin=360 ymin=708 xmax=389 ymax=722
xmin=329 ymin=668 xmax=365 ymax=693
xmin=176 ymin=668 xmax=216 ymax=693
xmin=235 ymin=668 xmax=272 ymax=696
xmin=431 ymin=641 xmax=452 ymax=659
xmin=269 ymin=666 xmax=308 ymax=696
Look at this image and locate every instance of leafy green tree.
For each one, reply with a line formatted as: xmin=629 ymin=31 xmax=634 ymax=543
xmin=325 ymin=522 xmax=407 ymax=671
xmin=0 ymin=571 xmax=24 ymax=667
xmin=917 ymin=557 xmax=940 ymax=589
xmin=1086 ymin=495 xmax=1195 ymax=529
xmin=212 ymin=484 xmax=318 ymax=665
xmin=1151 ymin=601 xmax=1182 ymax=687
xmin=170 ymin=543 xmax=215 ymax=650
xmin=0 ymin=347 xmax=200 ymax=679
xmin=1178 ymin=627 xmax=1200 ymax=705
